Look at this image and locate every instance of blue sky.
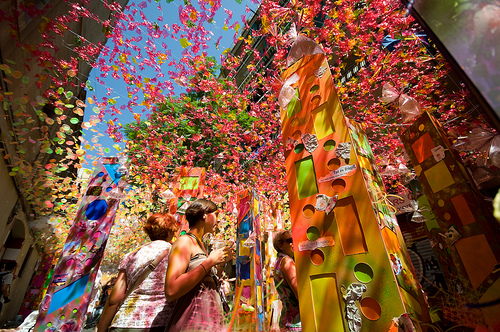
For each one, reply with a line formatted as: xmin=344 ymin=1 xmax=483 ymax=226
xmin=82 ymin=0 xmax=260 ymax=166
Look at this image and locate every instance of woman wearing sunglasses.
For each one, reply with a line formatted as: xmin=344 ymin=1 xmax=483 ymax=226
xmin=273 ymin=230 xmax=301 ymax=331
xmin=164 ymin=199 xmax=233 ymax=331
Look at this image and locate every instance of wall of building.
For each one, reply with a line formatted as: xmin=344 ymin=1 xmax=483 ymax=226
xmin=0 ymin=0 xmax=128 ymax=325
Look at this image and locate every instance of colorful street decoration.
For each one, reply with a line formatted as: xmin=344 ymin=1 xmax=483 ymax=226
xmin=231 ymin=189 xmax=265 ymax=332
xmin=402 ymin=112 xmax=500 ymax=329
xmin=168 ymin=167 xmax=206 ymax=232
xmin=33 ymin=157 xmax=127 ymax=332
xmin=278 ymin=37 xmax=428 ymax=330
xmin=18 ymin=253 xmax=55 ymax=317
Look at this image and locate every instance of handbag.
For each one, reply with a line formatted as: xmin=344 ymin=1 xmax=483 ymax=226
xmin=186 ymin=233 xmax=231 ymax=314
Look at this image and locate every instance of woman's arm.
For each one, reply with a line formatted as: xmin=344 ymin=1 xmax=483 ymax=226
xmin=96 ymin=271 xmax=127 ymax=332
xmin=164 ymin=236 xmax=230 ymax=301
xmin=281 ymin=256 xmax=299 ymax=299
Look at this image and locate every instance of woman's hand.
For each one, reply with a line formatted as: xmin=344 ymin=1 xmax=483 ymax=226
xmin=207 ymin=246 xmax=233 ymax=267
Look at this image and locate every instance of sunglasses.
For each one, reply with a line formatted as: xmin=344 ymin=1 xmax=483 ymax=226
xmin=284 ymin=238 xmax=293 ymax=244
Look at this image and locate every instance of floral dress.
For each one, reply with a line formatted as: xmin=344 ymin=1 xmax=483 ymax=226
xmin=274 ymin=253 xmax=301 ymax=331
xmin=111 ymin=240 xmax=174 ymax=329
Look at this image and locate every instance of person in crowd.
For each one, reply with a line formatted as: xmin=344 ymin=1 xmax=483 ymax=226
xmin=0 ymin=261 xmax=17 ymax=314
xmin=273 ymin=230 xmax=301 ymax=332
xmin=164 ymin=199 xmax=234 ymax=332
xmin=97 ymin=213 xmax=179 ymax=332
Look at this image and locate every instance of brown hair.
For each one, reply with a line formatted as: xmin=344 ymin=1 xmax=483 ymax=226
xmin=143 ymin=213 xmax=179 ymax=241
xmin=273 ymin=229 xmax=292 ymax=253
xmin=185 ymin=199 xmax=218 ymax=228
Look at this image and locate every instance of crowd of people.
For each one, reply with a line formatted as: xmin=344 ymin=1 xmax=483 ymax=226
xmin=2 ymin=198 xmax=301 ymax=332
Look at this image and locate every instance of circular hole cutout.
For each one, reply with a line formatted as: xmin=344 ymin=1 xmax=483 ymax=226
xmin=294 ymin=144 xmax=304 ymax=153
xmin=47 ymin=322 xmax=52 ymax=327
xmin=303 ymin=204 xmax=315 ymax=218
xmin=307 ymin=226 xmax=320 ymax=241
xmin=354 ymin=263 xmax=374 ymax=283
xmin=93 ymin=231 xmax=102 ymax=239
xmin=97 ymin=172 xmax=104 ymax=177
xmin=438 ymin=199 xmax=445 ymax=207
xmin=360 ymin=297 xmax=382 ymax=320
xmin=310 ymin=85 xmax=320 ymax=94
xmin=418 ymin=124 xmax=425 ymax=131
xmin=311 ymin=249 xmax=325 ymax=265
xmin=106 ymin=187 xmax=112 ymax=192
xmin=311 ymin=95 xmax=321 ymax=106
xmin=60 ymin=315 xmax=65 ymax=320
xmin=85 ymin=259 xmax=93 ymax=266
xmin=323 ymin=140 xmax=336 ymax=151
xmin=291 ymin=118 xmax=300 ymax=127
xmin=306 ymin=75 xmax=315 ymax=84
xmin=73 ymin=308 xmax=78 ymax=314
xmin=66 ymin=259 xmax=74 ymax=267
xmin=292 ymin=130 xmax=301 ymax=140
xmin=331 ymin=178 xmax=346 ymax=192
xmin=327 ymin=158 xmax=341 ymax=170
xmin=77 ymin=231 xmax=85 ymax=238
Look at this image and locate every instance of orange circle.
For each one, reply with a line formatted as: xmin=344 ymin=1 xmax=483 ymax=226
xmin=331 ymin=179 xmax=346 ymax=192
xmin=360 ymin=297 xmax=382 ymax=320
xmin=444 ymin=213 xmax=451 ymax=220
xmin=291 ymin=118 xmax=300 ymax=127
xmin=311 ymin=249 xmax=324 ymax=265
xmin=303 ymin=204 xmax=315 ymax=218
xmin=327 ymin=158 xmax=341 ymax=170
xmin=292 ymin=130 xmax=301 ymax=140
xmin=306 ymin=75 xmax=315 ymax=84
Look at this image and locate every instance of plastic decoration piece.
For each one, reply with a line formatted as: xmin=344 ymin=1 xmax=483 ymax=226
xmin=341 ymin=283 xmax=366 ymax=332
xmin=243 ymin=231 xmax=256 ymax=248
xmin=335 ymin=142 xmax=351 ymax=160
xmin=399 ymin=93 xmax=422 ymax=123
xmin=353 ymin=263 xmax=374 ymax=283
xmin=301 ymin=133 xmax=318 ymax=153
xmin=389 ymin=254 xmax=403 ymax=275
xmin=453 ymin=128 xmax=500 ymax=168
xmin=389 ymin=314 xmax=416 ymax=332
xmin=439 ymin=225 xmax=462 ymax=246
xmin=315 ymin=194 xmax=338 ymax=214
xmin=278 ymin=73 xmax=300 ymax=109
xmin=160 ymin=189 xmax=175 ymax=200
xmin=380 ymin=82 xmax=399 ymax=103
xmin=286 ymin=34 xmax=323 ymax=67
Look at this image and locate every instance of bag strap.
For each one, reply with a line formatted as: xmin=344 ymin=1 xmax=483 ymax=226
xmin=123 ymin=246 xmax=170 ymax=299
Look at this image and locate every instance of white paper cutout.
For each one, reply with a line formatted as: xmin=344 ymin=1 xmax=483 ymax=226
xmin=298 ymin=236 xmax=335 ymax=252
xmin=336 ymin=142 xmax=352 ymax=159
xmin=431 ymin=145 xmax=446 ymax=162
xmin=301 ymin=133 xmax=318 ymax=153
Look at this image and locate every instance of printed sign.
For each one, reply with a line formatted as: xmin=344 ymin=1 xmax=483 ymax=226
xmin=298 ymin=236 xmax=335 ymax=252
xmin=318 ymin=164 xmax=357 ymax=183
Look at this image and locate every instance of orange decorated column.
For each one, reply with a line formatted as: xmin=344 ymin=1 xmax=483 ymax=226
xmin=278 ymin=38 xmax=429 ymax=331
